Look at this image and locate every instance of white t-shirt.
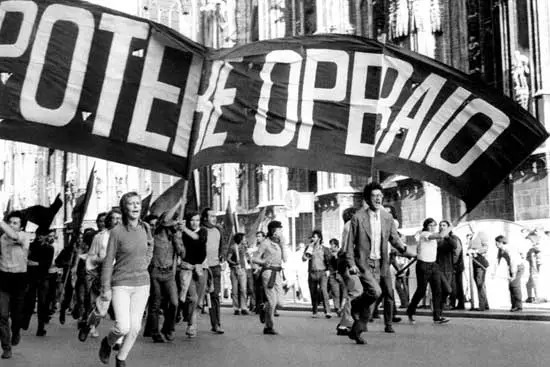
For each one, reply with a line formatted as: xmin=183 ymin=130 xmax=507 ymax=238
xmin=416 ymin=231 xmax=437 ymax=263
xmin=0 ymin=231 xmax=33 ymax=273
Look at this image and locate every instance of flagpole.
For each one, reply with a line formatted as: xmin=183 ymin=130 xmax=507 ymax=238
xmin=180 ymin=179 xmax=189 ymax=220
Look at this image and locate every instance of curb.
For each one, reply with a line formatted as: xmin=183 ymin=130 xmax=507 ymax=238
xmin=221 ymin=304 xmax=550 ymax=321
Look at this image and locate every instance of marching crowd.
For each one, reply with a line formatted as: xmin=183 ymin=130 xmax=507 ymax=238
xmin=0 ymin=183 xmax=547 ymax=364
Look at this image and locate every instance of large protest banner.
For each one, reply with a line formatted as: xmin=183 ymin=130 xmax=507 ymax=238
xmin=0 ymin=0 xmax=205 ymax=176
xmin=194 ymin=36 xmax=548 ymax=210
xmin=0 ymin=0 xmax=548 ymax=212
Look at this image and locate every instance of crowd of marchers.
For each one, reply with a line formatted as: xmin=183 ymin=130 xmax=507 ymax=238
xmin=0 ymin=184 xmax=546 ymax=364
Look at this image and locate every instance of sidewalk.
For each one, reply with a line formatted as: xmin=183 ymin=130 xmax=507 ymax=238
xmin=221 ymin=297 xmax=550 ymax=321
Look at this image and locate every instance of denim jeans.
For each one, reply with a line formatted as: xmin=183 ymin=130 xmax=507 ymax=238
xmin=209 ymin=265 xmax=222 ymax=329
xmin=230 ymin=267 xmax=247 ymax=310
xmin=150 ymin=270 xmax=178 ymax=336
xmin=509 ymin=265 xmax=524 ymax=309
xmin=246 ymin=269 xmax=256 ymax=310
xmin=308 ymin=270 xmax=330 ymax=314
xmin=327 ymin=273 xmax=345 ymax=310
xmin=106 ymin=285 xmax=150 ymax=361
xmin=0 ymin=272 xmax=27 ymax=352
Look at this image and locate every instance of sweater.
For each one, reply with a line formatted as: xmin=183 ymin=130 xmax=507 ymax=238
xmin=101 ymin=222 xmax=153 ymax=290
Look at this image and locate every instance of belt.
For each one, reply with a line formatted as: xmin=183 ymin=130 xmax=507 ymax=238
xmin=310 ymin=269 xmax=326 ymax=273
xmin=153 ymin=265 xmax=173 ymax=271
xmin=261 ymin=266 xmax=282 ymax=289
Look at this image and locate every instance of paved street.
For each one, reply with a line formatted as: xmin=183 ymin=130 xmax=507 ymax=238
xmin=3 ymin=308 xmax=549 ymax=367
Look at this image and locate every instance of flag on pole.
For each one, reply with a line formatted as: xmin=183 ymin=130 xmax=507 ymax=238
xmin=71 ymin=164 xmax=95 ymax=232
xmin=150 ymin=179 xmax=186 ymax=217
xmin=3 ymin=196 xmax=13 ymax=221
xmin=20 ymin=194 xmax=63 ymax=232
xmin=223 ymin=200 xmax=238 ymax=249
xmin=246 ymin=207 xmax=266 ymax=247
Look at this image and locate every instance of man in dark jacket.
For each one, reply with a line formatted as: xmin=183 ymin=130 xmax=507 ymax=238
xmin=437 ymin=220 xmax=460 ymax=310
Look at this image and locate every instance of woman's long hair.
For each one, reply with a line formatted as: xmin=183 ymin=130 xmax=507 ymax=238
xmin=422 ymin=218 xmax=437 ymax=232
xmin=119 ymin=191 xmax=140 ymax=226
xmin=185 ymin=211 xmax=200 ymax=230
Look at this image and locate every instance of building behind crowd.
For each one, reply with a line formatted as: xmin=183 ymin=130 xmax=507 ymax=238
xmin=1 ymin=0 xmax=549 ymax=246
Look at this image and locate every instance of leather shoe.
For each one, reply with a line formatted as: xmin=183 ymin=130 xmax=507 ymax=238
xmin=213 ymin=326 xmax=224 ymax=334
xmin=434 ymin=317 xmax=450 ymax=324
xmin=384 ymin=325 xmax=395 ymax=333
xmin=510 ymin=307 xmax=522 ymax=312
xmin=392 ymin=317 xmax=402 ymax=323
xmin=152 ymin=334 xmax=165 ymax=343
xmin=263 ymin=327 xmax=278 ymax=335
xmin=241 ymin=309 xmax=249 ymax=315
xmin=78 ymin=322 xmax=90 ymax=342
xmin=36 ymin=328 xmax=47 ymax=337
xmin=163 ymin=331 xmax=175 ymax=342
xmin=336 ymin=326 xmax=350 ymax=336
xmin=348 ymin=331 xmax=366 ymax=344
xmin=11 ymin=330 xmax=21 ymax=346
xmin=99 ymin=337 xmax=112 ymax=364
xmin=407 ymin=313 xmax=416 ymax=324
xmin=116 ymin=357 xmax=126 ymax=367
xmin=1 ymin=349 xmax=12 ymax=359
xmin=234 ymin=310 xmax=241 ymax=315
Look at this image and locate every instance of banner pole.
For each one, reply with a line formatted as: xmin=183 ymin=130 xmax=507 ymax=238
xmin=180 ymin=179 xmax=189 ymax=220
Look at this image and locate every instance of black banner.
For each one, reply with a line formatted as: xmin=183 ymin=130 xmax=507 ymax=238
xmin=1 ymin=0 xmax=548 ymax=211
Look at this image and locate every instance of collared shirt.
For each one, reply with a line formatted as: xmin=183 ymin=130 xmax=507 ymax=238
xmin=0 ymin=231 xmax=32 ymax=273
xmin=256 ymin=239 xmax=287 ymax=267
xmin=416 ymin=231 xmax=437 ymax=262
xmin=86 ymin=229 xmax=110 ymax=272
xmin=205 ymin=227 xmax=221 ymax=267
xmin=368 ymin=209 xmax=382 ymax=260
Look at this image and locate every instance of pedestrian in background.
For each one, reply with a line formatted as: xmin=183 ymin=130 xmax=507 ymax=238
xmin=525 ymin=231 xmax=544 ymax=303
xmin=201 ymin=208 xmax=228 ymax=334
xmin=98 ymin=192 xmax=154 ymax=367
xmin=227 ymin=233 xmax=249 ymax=315
xmin=303 ymin=230 xmax=332 ymax=319
xmin=471 ymin=235 xmax=490 ymax=311
xmin=495 ymin=235 xmax=524 ymax=312
xmin=252 ymin=221 xmax=288 ymax=335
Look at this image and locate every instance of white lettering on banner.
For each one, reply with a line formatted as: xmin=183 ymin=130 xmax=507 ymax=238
xmin=377 ymin=73 xmax=446 ymax=156
xmin=299 ymin=49 xmax=349 ymax=150
xmin=20 ymin=4 xmax=94 ymax=126
xmin=172 ymin=54 xmax=203 ymax=157
xmin=345 ymin=53 xmax=413 ymax=157
xmin=194 ymin=60 xmax=237 ymax=152
xmin=127 ymin=37 xmax=181 ymax=151
xmin=93 ymin=14 xmax=149 ymax=137
xmin=409 ymin=87 xmax=470 ymax=163
xmin=253 ymin=50 xmax=302 ymax=147
xmin=194 ymin=60 xmax=224 ymax=154
xmin=0 ymin=1 xmax=38 ymax=58
xmin=426 ymin=98 xmax=510 ymax=177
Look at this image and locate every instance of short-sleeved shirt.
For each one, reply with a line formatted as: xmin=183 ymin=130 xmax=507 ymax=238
xmin=257 ymin=239 xmax=285 ymax=267
xmin=0 ymin=231 xmax=33 ymax=273
xmin=416 ymin=231 xmax=437 ymax=263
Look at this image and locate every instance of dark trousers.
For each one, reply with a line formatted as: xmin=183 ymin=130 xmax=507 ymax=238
xmin=450 ymin=268 xmax=465 ymax=309
xmin=308 ymin=270 xmax=330 ymax=314
xmin=350 ymin=262 xmax=383 ymax=333
xmin=22 ymin=267 xmax=50 ymax=330
xmin=473 ymin=264 xmax=489 ymax=310
xmin=208 ymin=265 xmax=222 ymax=329
xmin=74 ymin=274 xmax=90 ymax=321
xmin=0 ymin=272 xmax=28 ymax=352
xmin=395 ymin=274 xmax=409 ymax=308
xmin=149 ymin=270 xmax=178 ymax=335
xmin=407 ymin=261 xmax=443 ymax=320
xmin=440 ymin=271 xmax=453 ymax=308
xmin=246 ymin=269 xmax=256 ymax=310
xmin=509 ymin=265 xmax=524 ymax=309
xmin=365 ymin=261 xmax=395 ymax=327
xmin=327 ymin=273 xmax=346 ymax=310
xmin=253 ymin=271 xmax=264 ymax=313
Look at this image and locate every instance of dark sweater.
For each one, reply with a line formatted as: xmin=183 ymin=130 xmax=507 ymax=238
xmin=181 ymin=228 xmax=207 ymax=265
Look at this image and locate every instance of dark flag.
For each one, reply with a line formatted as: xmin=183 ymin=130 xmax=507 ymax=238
xmin=140 ymin=191 xmax=153 ymax=219
xmin=20 ymin=194 xmax=63 ymax=232
xmin=223 ymin=200 xmax=238 ymax=250
xmin=3 ymin=196 xmax=13 ymax=221
xmin=150 ymin=179 xmax=187 ymax=217
xmin=245 ymin=207 xmax=266 ymax=248
xmin=71 ymin=164 xmax=96 ymax=232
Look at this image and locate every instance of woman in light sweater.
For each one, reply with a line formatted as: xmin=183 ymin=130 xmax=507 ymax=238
xmin=98 ymin=192 xmax=153 ymax=367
